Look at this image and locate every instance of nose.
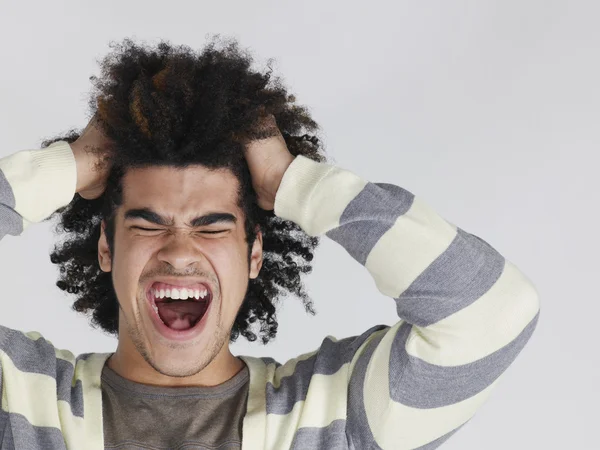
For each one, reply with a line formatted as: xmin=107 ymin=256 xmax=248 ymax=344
xmin=156 ymin=232 xmax=203 ymax=270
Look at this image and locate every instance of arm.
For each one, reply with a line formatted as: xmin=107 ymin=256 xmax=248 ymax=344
xmin=0 ymin=140 xmax=77 ymax=444
xmin=0 ymin=141 xmax=77 ymax=240
xmin=0 ymin=117 xmax=111 ymax=241
xmin=273 ymin=155 xmax=540 ymax=449
xmin=0 ymin=125 xmax=110 ymax=448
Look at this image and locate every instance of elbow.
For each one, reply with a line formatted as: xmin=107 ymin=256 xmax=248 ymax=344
xmin=490 ymin=261 xmax=541 ymax=346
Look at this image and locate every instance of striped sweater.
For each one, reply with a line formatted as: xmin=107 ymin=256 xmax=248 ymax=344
xmin=0 ymin=141 xmax=540 ymax=449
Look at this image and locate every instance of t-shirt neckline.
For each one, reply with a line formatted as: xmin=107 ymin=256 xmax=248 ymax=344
xmin=100 ymin=359 xmax=250 ymax=399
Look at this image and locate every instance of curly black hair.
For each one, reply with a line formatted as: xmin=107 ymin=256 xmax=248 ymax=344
xmin=42 ymin=37 xmax=326 ymax=344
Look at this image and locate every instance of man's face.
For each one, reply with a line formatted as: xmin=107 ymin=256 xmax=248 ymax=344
xmin=98 ymin=164 xmax=262 ymax=378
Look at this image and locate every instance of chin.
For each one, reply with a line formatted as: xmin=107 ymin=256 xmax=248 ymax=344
xmin=142 ymin=325 xmax=228 ymax=378
xmin=150 ymin=356 xmax=212 ymax=378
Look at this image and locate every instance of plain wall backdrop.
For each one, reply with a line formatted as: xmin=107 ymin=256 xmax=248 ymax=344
xmin=0 ymin=1 xmax=597 ymax=448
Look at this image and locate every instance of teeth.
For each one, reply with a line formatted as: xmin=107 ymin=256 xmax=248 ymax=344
xmin=152 ymin=286 xmax=209 ymax=301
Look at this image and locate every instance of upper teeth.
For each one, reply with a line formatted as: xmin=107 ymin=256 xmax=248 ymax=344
xmin=153 ymin=287 xmax=208 ymax=300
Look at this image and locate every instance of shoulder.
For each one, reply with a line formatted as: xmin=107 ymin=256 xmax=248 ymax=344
xmin=239 ymin=323 xmax=390 ymax=392
xmin=0 ymin=324 xmax=109 ymax=390
xmin=0 ymin=325 xmax=66 ymax=376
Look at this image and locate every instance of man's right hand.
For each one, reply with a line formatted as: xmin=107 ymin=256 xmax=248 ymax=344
xmin=69 ymin=115 xmax=112 ymax=200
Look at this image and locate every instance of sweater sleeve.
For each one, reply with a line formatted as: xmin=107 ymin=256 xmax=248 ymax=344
xmin=0 ymin=141 xmax=77 ymax=240
xmin=0 ymin=142 xmax=88 ymax=448
xmin=273 ymin=155 xmax=541 ymax=449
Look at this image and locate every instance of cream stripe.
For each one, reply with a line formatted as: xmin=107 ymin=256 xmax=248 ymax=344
xmin=265 ymin=368 xmax=350 ymax=449
xmin=365 ymin=196 xmax=458 ymax=298
xmin=55 ymin=348 xmax=77 ymax=365
xmin=269 ymin=331 xmax=369 ymax=388
xmin=23 ymin=330 xmax=44 ymax=341
xmin=0 ymin=351 xmax=62 ymax=428
xmin=269 ymin=333 xmax=369 ymax=388
xmin=346 ymin=327 xmax=390 ymax=377
xmin=362 ymin=322 xmax=499 ymax=449
xmin=269 ymin=349 xmax=319 ymax=389
xmin=57 ymin=400 xmax=85 ymax=448
xmin=405 ymin=260 xmax=540 ymax=366
xmin=0 ymin=142 xmax=76 ymax=224
xmin=240 ymin=356 xmax=269 ymax=450
xmin=377 ymin=381 xmax=498 ymax=449
xmin=75 ymin=353 xmax=109 ymax=450
xmin=264 ymin=330 xmax=387 ymax=449
xmin=274 ymin=156 xmax=369 ymax=236
xmin=299 ymin=168 xmax=367 ymax=235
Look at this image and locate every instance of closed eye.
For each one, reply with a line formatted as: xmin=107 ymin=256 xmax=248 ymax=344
xmin=131 ymin=227 xmax=163 ymax=232
xmin=131 ymin=226 xmax=227 ymax=234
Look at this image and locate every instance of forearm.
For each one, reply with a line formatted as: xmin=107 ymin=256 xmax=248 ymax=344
xmin=0 ymin=141 xmax=76 ymax=239
xmin=274 ymin=155 xmax=540 ymax=322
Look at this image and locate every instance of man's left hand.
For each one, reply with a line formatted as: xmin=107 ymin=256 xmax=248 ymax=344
xmin=243 ymin=115 xmax=295 ymax=210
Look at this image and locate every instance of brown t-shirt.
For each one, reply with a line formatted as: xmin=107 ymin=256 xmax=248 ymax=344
xmin=100 ymin=363 xmax=250 ymax=449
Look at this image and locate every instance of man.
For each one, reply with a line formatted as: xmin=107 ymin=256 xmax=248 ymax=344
xmin=0 ymin=39 xmax=540 ymax=449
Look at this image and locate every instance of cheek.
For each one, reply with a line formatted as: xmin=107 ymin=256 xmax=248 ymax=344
xmin=205 ymin=239 xmax=250 ymax=295
xmin=112 ymin=234 xmax=155 ymax=300
xmin=207 ymin=241 xmax=247 ymax=274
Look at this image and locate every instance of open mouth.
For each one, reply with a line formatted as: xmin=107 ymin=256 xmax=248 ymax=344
xmin=147 ymin=281 xmax=213 ymax=333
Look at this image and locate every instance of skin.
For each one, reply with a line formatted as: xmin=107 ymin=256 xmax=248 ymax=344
xmin=71 ymin=114 xmax=294 ymax=387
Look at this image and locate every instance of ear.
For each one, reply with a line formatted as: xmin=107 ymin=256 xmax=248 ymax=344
xmin=98 ymin=220 xmax=112 ymax=272
xmin=249 ymin=227 xmax=263 ymax=279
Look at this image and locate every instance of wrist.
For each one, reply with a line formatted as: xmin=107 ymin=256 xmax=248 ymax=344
xmin=70 ymin=140 xmax=95 ymax=193
xmin=269 ymin=154 xmax=295 ymax=199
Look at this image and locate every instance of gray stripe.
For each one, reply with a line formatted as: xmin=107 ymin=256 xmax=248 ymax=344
xmin=0 ymin=169 xmax=23 ymax=239
xmin=346 ymin=328 xmax=390 ymax=450
xmin=0 ymin=409 xmax=13 ymax=450
xmin=326 ymin=183 xmax=414 ymax=265
xmin=395 ymin=228 xmax=506 ymax=327
xmin=389 ymin=311 xmax=540 ymax=408
xmin=56 ymin=360 xmax=85 ymax=418
xmin=0 ymin=327 xmax=58 ymax=378
xmin=265 ymin=325 xmax=388 ymax=415
xmin=0 ymin=170 xmax=16 ymax=208
xmin=0 ymin=326 xmax=85 ymax=418
xmin=290 ymin=419 xmax=348 ymax=449
xmin=0 ymin=410 xmax=66 ymax=449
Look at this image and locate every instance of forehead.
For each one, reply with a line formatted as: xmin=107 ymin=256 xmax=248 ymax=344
xmin=120 ymin=165 xmax=241 ymax=214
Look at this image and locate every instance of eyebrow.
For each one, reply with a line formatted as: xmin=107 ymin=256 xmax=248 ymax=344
xmin=124 ymin=208 xmax=237 ymax=227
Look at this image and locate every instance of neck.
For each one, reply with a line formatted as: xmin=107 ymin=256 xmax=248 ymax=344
xmin=106 ymin=343 xmax=246 ymax=388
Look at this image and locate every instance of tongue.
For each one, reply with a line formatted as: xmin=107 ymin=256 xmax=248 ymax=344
xmin=156 ymin=300 xmax=207 ymax=331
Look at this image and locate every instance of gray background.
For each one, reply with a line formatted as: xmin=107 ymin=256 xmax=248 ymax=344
xmin=0 ymin=1 xmax=597 ymax=449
